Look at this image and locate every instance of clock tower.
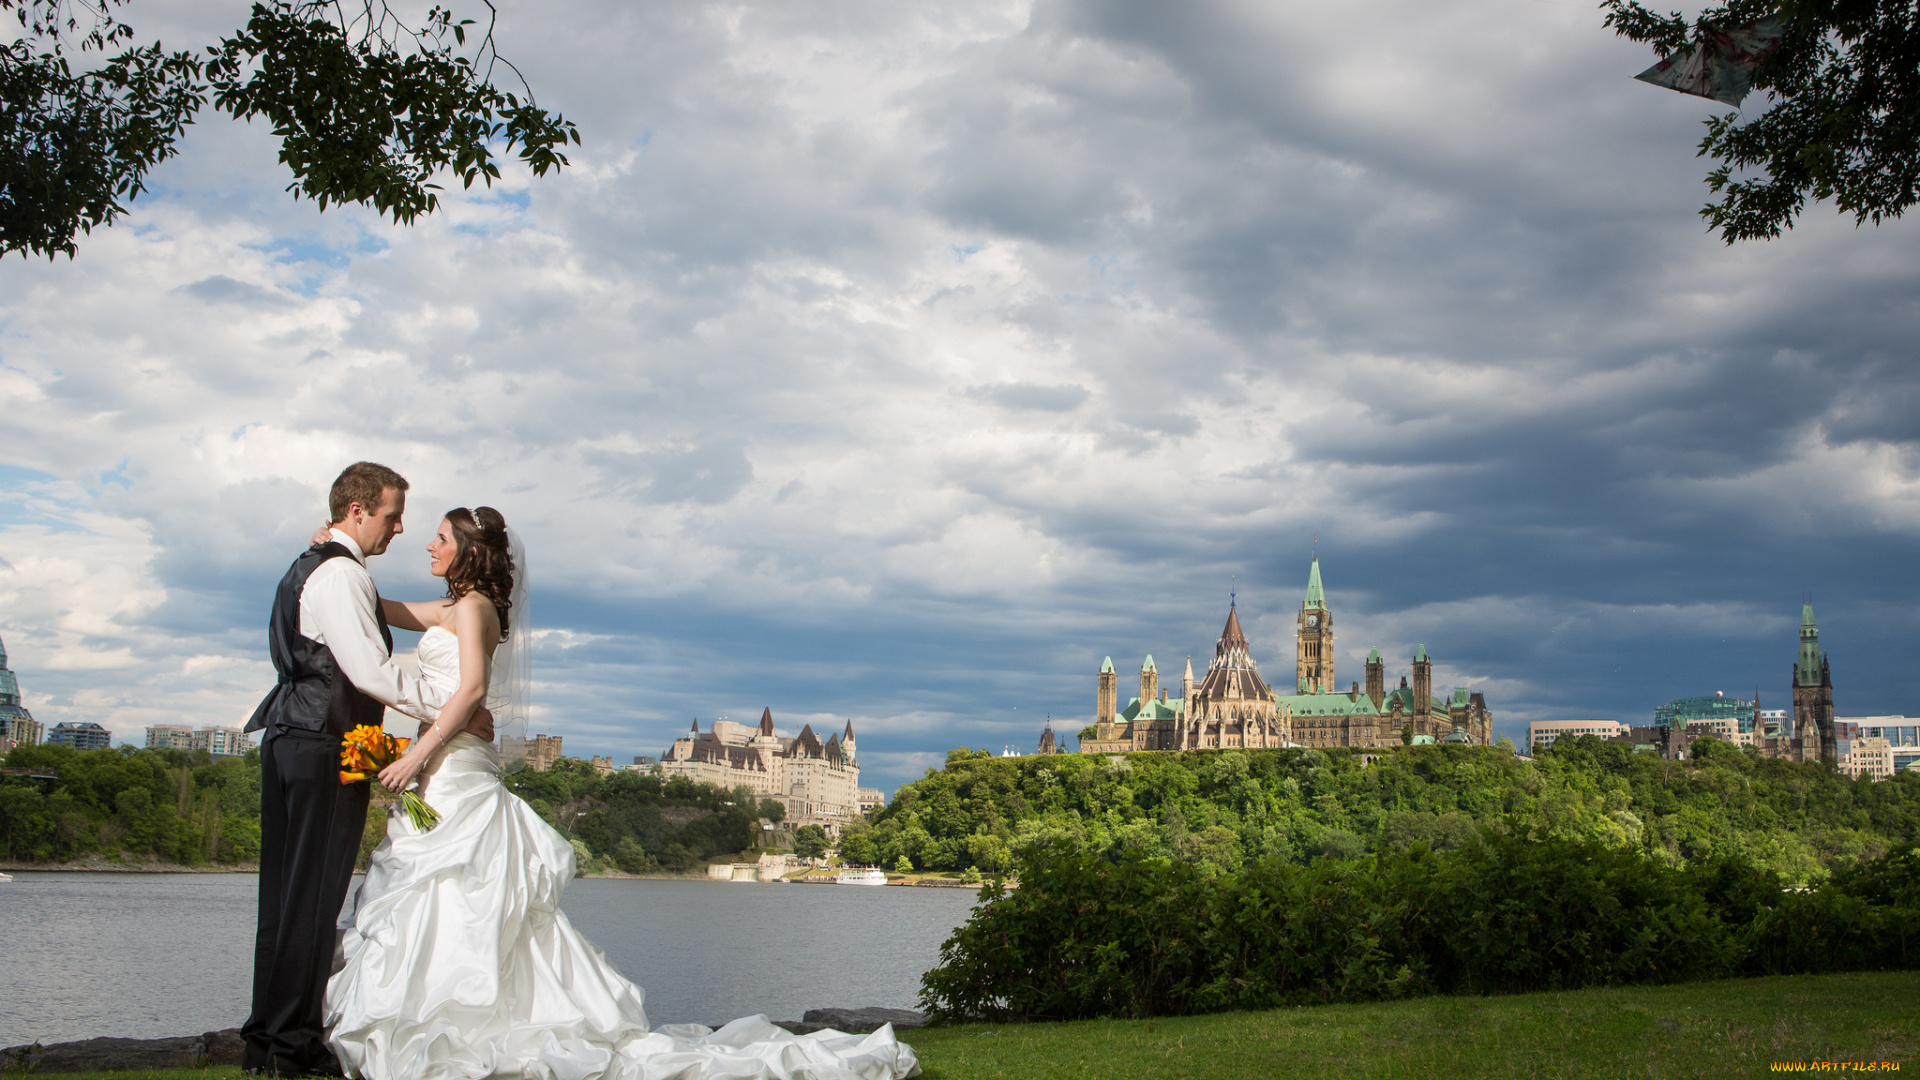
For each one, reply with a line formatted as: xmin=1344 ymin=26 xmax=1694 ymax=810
xmin=1297 ymin=556 xmax=1334 ymax=693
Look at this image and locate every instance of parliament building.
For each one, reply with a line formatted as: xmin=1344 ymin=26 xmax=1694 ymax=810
xmin=1079 ymin=558 xmax=1493 ymax=753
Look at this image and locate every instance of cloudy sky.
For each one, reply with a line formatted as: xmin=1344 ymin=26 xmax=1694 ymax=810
xmin=3 ymin=0 xmax=1917 ymax=795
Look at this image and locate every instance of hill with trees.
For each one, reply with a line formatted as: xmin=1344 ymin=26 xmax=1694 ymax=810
xmin=839 ymin=736 xmax=1920 ymax=884
xmin=0 ymin=743 xmax=773 ymax=873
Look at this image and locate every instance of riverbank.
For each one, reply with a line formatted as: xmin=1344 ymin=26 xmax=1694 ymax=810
xmin=6 ymin=971 xmax=1911 ymax=1078
xmin=0 ymin=857 xmax=258 ymax=874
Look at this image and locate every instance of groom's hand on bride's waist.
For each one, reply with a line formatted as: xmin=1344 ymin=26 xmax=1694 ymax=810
xmin=469 ymin=707 xmax=495 ymax=743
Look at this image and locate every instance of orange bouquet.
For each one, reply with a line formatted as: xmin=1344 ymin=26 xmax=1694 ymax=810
xmin=340 ymin=724 xmax=441 ymax=831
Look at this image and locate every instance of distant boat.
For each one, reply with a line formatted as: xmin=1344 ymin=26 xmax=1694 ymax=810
xmin=0 ymin=872 xmax=12 ymax=883
xmin=834 ymin=868 xmax=887 ymax=886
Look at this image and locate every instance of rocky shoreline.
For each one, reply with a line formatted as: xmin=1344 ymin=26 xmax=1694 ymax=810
xmin=0 ymin=1011 xmax=927 ymax=1073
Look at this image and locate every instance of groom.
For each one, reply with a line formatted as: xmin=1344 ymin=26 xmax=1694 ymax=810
xmin=240 ymin=462 xmax=452 ymax=1077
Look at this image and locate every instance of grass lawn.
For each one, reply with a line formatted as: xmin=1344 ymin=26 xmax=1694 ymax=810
xmin=20 ymin=971 xmax=1913 ymax=1080
xmin=907 ymin=970 xmax=1919 ymax=1079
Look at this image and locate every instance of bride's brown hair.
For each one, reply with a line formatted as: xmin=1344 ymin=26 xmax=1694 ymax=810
xmin=442 ymin=507 xmax=513 ymax=639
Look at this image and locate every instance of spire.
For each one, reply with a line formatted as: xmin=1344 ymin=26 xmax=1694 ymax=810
xmin=691 ymin=718 xmax=700 ymax=733
xmin=843 ymin=718 xmax=855 ymax=739
xmin=1100 ymin=656 xmax=1115 ymax=674
xmin=1305 ymin=555 xmax=1325 ymax=609
xmin=1142 ymin=654 xmax=1156 ymax=672
xmin=1796 ymin=603 xmax=1825 ymax=687
xmin=1220 ymin=605 xmax=1247 ymax=647
xmin=759 ymin=707 xmax=776 ymax=737
xmin=1368 ymin=646 xmax=1380 ymax=662
xmin=1414 ymin=644 xmax=1428 ymax=662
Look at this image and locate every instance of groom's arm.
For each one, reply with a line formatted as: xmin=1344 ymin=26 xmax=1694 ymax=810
xmin=301 ymin=559 xmax=449 ymax=722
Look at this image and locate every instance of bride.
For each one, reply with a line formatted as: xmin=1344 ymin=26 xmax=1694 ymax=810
xmin=320 ymin=507 xmax=919 ymax=1080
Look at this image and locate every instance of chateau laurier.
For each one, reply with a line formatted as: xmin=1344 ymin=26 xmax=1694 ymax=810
xmin=1080 ymin=558 xmax=1493 ymax=753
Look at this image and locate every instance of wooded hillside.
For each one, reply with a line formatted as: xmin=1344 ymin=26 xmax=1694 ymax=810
xmin=840 ymin=737 xmax=1920 ymax=883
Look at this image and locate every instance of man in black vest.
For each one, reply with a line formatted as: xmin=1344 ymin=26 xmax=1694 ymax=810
xmin=241 ymin=462 xmax=453 ymax=1076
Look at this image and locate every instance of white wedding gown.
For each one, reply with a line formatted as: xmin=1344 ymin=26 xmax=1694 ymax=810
xmin=325 ymin=626 xmax=921 ymax=1080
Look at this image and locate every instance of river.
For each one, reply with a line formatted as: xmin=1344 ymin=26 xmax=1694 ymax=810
xmin=0 ymin=873 xmax=979 ymax=1047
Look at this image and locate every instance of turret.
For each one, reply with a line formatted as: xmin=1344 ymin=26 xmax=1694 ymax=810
xmin=1140 ymin=655 xmax=1158 ymax=704
xmin=1365 ymin=647 xmax=1384 ymax=708
xmin=1297 ymin=556 xmax=1334 ymax=693
xmin=1097 ymin=656 xmax=1117 ymax=722
xmin=1182 ymin=656 xmax=1194 ymax=699
xmin=1411 ymin=646 xmax=1431 ymax=717
xmin=1791 ymin=603 xmax=1837 ymax=763
xmin=842 ymin=719 xmax=856 ymax=763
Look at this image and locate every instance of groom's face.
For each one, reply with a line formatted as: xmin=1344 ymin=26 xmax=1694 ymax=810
xmin=352 ymin=487 xmax=407 ymax=557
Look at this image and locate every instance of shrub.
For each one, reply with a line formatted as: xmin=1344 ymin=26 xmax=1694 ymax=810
xmin=920 ymin=834 xmax=1920 ymax=1023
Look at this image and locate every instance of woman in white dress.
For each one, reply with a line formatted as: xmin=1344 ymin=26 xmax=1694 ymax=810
xmin=322 ymin=507 xmax=919 ymax=1080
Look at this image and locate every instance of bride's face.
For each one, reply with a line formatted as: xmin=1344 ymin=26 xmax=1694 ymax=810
xmin=427 ymin=519 xmax=458 ymax=578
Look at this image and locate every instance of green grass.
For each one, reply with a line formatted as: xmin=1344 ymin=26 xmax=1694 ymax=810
xmin=908 ymin=970 xmax=1919 ymax=1079
xmin=22 ymin=972 xmax=1915 ymax=1080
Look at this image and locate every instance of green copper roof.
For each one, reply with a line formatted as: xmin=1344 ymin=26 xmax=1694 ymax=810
xmin=1368 ymin=647 xmax=1380 ymax=662
xmin=1304 ymin=556 xmax=1325 ymax=608
xmin=1279 ymin=691 xmax=1381 ymax=717
xmin=1142 ymin=654 xmax=1156 ymax=672
xmin=1100 ymin=656 xmax=1114 ymax=674
xmin=1795 ymin=605 xmax=1825 ymax=687
xmin=1415 ymin=644 xmax=1428 ymax=662
xmin=1119 ymin=696 xmax=1183 ymax=722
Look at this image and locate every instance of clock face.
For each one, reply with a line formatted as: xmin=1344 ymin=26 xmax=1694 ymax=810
xmin=1306 ymin=614 xmax=1319 ymax=627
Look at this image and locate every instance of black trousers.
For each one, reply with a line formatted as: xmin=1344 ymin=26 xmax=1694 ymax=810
xmin=241 ymin=730 xmax=370 ymax=1075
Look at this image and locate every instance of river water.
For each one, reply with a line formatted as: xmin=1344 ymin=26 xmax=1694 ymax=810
xmin=0 ymin=873 xmax=980 ymax=1047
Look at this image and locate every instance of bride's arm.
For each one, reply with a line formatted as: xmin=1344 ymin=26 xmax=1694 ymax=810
xmin=380 ymin=598 xmax=450 ymax=633
xmin=377 ymin=595 xmax=497 ymax=792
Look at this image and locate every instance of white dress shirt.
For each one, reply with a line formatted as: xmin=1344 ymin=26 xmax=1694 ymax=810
xmin=299 ymin=529 xmax=445 ymax=722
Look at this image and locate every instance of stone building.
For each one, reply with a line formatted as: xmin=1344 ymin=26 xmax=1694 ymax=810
xmin=1762 ymin=605 xmax=1836 ymax=764
xmin=1081 ymin=558 xmax=1493 ymax=752
xmin=523 ymin=734 xmax=563 ymax=772
xmin=660 ymin=709 xmax=864 ymax=833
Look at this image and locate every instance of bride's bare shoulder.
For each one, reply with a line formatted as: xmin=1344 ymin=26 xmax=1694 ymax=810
xmin=453 ymin=591 xmax=502 ymax=635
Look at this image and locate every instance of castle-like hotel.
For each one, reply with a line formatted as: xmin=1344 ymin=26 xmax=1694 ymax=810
xmin=1081 ymin=558 xmax=1493 ymax=753
xmin=659 ymin=709 xmax=882 ymax=833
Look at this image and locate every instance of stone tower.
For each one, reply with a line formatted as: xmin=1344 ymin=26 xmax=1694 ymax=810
xmin=1412 ymin=645 xmax=1432 ymax=718
xmin=1365 ymin=647 xmax=1384 ymax=708
xmin=841 ymin=718 xmax=856 ymax=763
xmin=1792 ymin=604 xmax=1836 ymax=763
xmin=1097 ymin=656 xmax=1117 ymax=722
xmin=1140 ymin=655 xmax=1159 ymax=704
xmin=1297 ymin=556 xmax=1334 ymax=693
xmin=1182 ymin=656 xmax=1194 ymax=698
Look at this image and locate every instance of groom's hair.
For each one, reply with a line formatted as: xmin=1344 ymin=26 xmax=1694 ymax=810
xmin=329 ymin=462 xmax=410 ymax=521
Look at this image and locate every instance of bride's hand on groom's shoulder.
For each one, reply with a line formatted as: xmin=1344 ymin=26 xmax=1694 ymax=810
xmin=310 ymin=523 xmax=332 ymax=548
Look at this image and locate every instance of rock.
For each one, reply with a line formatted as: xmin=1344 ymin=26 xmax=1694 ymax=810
xmin=0 ymin=1030 xmax=245 ymax=1073
xmin=770 ymin=1021 xmax=832 ymax=1036
xmin=799 ymin=1008 xmax=926 ymax=1033
xmin=202 ymin=1028 xmax=247 ymax=1066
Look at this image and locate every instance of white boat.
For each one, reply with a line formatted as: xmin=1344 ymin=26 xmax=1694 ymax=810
xmin=834 ymin=867 xmax=888 ymax=886
xmin=0 ymin=872 xmax=12 ymax=882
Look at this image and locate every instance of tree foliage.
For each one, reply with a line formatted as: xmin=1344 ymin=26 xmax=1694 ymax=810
xmin=1605 ymin=0 xmax=1920 ymax=241
xmin=0 ymin=741 xmax=261 ymax=864
xmin=845 ymin=737 xmax=1920 ymax=881
xmin=1 ymin=0 xmax=577 ymax=259
xmin=0 ymin=744 xmax=767 ymax=874
xmin=920 ymin=831 xmax=1920 ymax=1022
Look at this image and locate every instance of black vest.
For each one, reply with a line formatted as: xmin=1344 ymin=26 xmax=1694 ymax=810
xmin=245 ymin=542 xmax=394 ymax=740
